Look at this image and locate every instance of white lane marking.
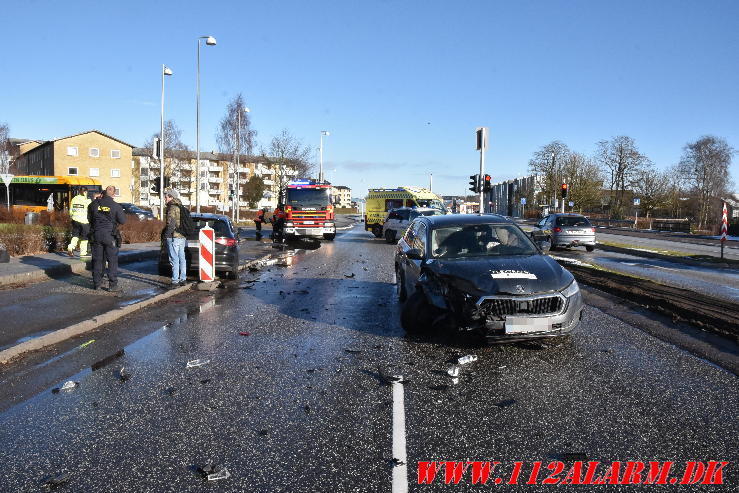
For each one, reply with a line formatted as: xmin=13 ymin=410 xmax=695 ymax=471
xmin=392 ymin=376 xmax=408 ymax=493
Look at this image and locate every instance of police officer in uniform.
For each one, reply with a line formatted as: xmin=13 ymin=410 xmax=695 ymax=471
xmin=88 ymin=185 xmax=126 ymax=291
xmin=67 ymin=187 xmax=91 ymax=257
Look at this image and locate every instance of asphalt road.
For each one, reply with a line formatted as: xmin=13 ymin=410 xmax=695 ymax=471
xmin=595 ymin=230 xmax=739 ymax=261
xmin=550 ymin=248 xmax=739 ymax=303
xmin=0 ymin=225 xmax=736 ymax=491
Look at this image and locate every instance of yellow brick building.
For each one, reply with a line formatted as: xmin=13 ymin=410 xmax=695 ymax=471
xmin=14 ymin=130 xmax=134 ymax=203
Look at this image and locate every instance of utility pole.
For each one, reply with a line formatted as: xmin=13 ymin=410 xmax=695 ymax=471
xmin=429 ymin=173 xmax=433 ymax=192
xmin=476 ymin=127 xmax=488 ymax=213
xmin=319 ymin=131 xmax=330 ymax=182
xmin=160 ymin=65 xmax=172 ymax=218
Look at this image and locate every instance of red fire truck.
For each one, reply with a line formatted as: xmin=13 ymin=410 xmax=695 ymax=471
xmin=279 ymin=180 xmax=336 ymax=241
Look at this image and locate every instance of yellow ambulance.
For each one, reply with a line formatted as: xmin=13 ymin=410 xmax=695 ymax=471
xmin=364 ymin=187 xmax=448 ymax=237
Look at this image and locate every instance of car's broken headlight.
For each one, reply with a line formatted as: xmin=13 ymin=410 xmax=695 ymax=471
xmin=560 ymin=280 xmax=580 ymax=298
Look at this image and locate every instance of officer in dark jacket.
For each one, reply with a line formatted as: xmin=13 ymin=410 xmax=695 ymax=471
xmin=88 ymin=185 xmax=127 ymax=291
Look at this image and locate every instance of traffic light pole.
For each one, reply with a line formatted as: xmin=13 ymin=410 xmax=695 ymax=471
xmin=478 ymin=134 xmax=486 ymax=213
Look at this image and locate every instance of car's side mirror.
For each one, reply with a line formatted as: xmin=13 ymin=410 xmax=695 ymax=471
xmin=406 ymin=248 xmax=424 ymax=260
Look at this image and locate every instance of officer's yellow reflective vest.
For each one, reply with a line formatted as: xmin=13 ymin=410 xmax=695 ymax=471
xmin=70 ymin=194 xmax=91 ymax=224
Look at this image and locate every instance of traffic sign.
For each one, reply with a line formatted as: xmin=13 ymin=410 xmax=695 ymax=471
xmin=633 ymin=198 xmax=641 ymax=206
xmin=568 ymin=201 xmax=574 ymax=207
xmin=0 ymin=173 xmax=12 ymax=210
xmin=520 ymin=197 xmax=526 ymax=205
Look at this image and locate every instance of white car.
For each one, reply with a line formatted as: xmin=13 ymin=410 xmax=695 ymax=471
xmin=382 ymin=207 xmax=443 ymax=243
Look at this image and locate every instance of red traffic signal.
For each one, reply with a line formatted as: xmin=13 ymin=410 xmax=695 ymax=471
xmin=482 ymin=174 xmax=492 ymax=192
xmin=561 ymin=183 xmax=568 ymax=198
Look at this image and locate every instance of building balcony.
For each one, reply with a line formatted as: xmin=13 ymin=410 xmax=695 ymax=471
xmin=208 ymin=177 xmax=223 ymax=184
xmin=238 ymin=200 xmax=250 ymax=207
xmin=238 ymin=167 xmax=250 ymax=173
xmin=208 ymin=165 xmax=222 ymax=172
xmin=208 ymin=199 xmax=222 ymax=206
xmin=263 ymin=179 xmax=275 ymax=185
xmin=208 ymin=189 xmax=221 ymax=195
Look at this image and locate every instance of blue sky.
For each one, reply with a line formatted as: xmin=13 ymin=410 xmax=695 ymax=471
xmin=2 ymin=0 xmax=737 ymax=197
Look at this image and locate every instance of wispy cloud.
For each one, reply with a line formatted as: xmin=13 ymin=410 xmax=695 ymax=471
xmin=126 ymin=99 xmax=156 ymax=107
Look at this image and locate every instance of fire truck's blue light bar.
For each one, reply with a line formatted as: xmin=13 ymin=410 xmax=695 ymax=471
xmin=289 ymin=180 xmax=312 ymax=185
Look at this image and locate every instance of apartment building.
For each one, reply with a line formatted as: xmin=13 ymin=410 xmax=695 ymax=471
xmin=13 ymin=130 xmax=134 ymax=202
xmin=131 ymin=149 xmax=293 ymax=214
xmin=331 ymin=185 xmax=352 ymax=208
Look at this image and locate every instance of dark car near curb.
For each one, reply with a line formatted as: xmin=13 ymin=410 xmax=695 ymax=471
xmin=394 ymin=214 xmax=583 ymax=342
xmin=120 ymin=202 xmax=155 ymax=221
xmin=158 ymin=213 xmax=240 ymax=279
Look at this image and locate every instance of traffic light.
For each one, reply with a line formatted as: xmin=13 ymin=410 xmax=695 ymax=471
xmin=482 ymin=174 xmax=492 ymax=192
xmin=150 ymin=177 xmax=170 ymax=194
xmin=468 ymin=174 xmax=480 ymax=193
xmin=561 ymin=183 xmax=568 ymax=198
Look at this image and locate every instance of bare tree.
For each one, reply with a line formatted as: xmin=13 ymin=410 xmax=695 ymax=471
xmin=561 ymin=152 xmax=604 ymax=212
xmin=677 ymin=135 xmax=735 ymax=229
xmin=631 ymin=166 xmax=671 ymax=218
xmin=0 ymin=122 xmax=9 ymax=174
xmin=265 ymin=129 xmax=314 ymax=200
xmin=528 ymin=141 xmax=570 ymax=207
xmin=216 ymin=93 xmax=256 ymax=157
xmin=594 ymin=136 xmax=650 ymax=218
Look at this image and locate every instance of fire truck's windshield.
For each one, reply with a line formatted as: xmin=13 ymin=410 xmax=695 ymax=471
xmin=286 ymin=188 xmax=330 ymax=208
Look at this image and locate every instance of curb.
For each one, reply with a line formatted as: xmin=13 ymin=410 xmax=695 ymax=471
xmin=0 ymin=252 xmax=274 ymax=365
xmin=596 ymin=243 xmax=739 ymax=269
xmin=0 ymin=249 xmax=160 ymax=287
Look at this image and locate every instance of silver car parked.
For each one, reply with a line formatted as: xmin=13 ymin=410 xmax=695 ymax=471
xmin=532 ymin=213 xmax=596 ymax=251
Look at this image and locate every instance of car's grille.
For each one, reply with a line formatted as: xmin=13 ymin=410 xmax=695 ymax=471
xmin=291 ymin=212 xmax=325 ymax=219
xmin=479 ymin=295 xmax=564 ymax=318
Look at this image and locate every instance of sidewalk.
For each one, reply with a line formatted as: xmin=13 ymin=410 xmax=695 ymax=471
xmin=0 ymin=242 xmax=161 ymax=287
xmin=0 ymin=238 xmax=276 ymax=361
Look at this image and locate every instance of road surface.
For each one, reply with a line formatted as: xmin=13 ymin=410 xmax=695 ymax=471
xmin=0 ymin=225 xmax=736 ymax=491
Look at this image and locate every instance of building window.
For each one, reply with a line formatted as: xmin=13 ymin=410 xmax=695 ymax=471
xmin=68 ymin=167 xmax=78 ymax=176
xmin=111 ymin=149 xmax=121 ymax=159
xmin=89 ymin=168 xmax=100 ymax=177
xmin=111 ymin=169 xmax=121 ymax=178
xmin=89 ymin=148 xmax=100 ymax=158
xmin=67 ymin=146 xmax=78 ymax=157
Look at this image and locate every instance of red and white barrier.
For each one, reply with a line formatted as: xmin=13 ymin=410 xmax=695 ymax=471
xmin=199 ymin=225 xmax=215 ymax=282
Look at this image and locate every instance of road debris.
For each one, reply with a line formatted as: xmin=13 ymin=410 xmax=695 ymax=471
xmin=344 ymin=273 xmax=355 ymax=278
xmin=495 ymin=399 xmax=516 ymax=408
xmin=446 ymin=366 xmax=460 ymax=377
xmin=61 ymin=381 xmax=78 ymax=391
xmin=388 ymin=458 xmax=406 ymax=467
xmin=91 ymin=349 xmax=125 ymax=371
xmin=186 ymin=359 xmax=210 ymax=368
xmin=78 ymin=339 xmax=95 ymax=349
xmin=239 ymin=331 xmax=251 ymax=336
xmin=457 ymin=354 xmax=478 ymax=365
xmin=117 ymin=367 xmax=131 ymax=382
xmin=196 ymin=464 xmax=230 ymax=481
xmin=207 ymin=468 xmax=230 ymax=481
xmin=164 ymin=387 xmax=177 ymax=396
xmin=344 ymin=349 xmax=362 ymax=354
xmin=304 ymin=404 xmax=311 ymax=414
xmin=40 ymin=472 xmax=70 ymax=491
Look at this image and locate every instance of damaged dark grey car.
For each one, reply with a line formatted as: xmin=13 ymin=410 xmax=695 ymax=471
xmin=395 ymin=214 xmax=583 ymax=342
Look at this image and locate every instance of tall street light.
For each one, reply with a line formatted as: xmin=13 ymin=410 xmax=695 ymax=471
xmin=234 ymin=106 xmax=250 ymax=223
xmin=159 ymin=65 xmax=173 ymax=217
xmin=319 ymin=130 xmax=330 ymax=183
xmin=196 ymin=35 xmax=216 ymax=213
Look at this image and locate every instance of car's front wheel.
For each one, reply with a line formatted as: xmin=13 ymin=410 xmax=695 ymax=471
xmin=396 ymin=265 xmax=407 ymax=302
xmin=585 ymin=245 xmax=595 ymax=252
xmin=401 ymin=290 xmax=439 ymax=334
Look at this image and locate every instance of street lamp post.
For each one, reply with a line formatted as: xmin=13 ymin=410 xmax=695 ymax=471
xmin=196 ymin=35 xmax=217 ymax=213
xmin=234 ymin=106 xmax=250 ymax=223
xmin=159 ymin=65 xmax=173 ymax=217
xmin=319 ymin=130 xmax=330 ymax=182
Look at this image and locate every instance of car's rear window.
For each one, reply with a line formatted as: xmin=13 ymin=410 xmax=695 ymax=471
xmin=556 ymin=216 xmax=591 ymax=227
xmin=193 ymin=218 xmax=231 ymax=237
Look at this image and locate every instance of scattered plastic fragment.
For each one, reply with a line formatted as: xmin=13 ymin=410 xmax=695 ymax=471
xmin=389 ymin=458 xmax=405 ymax=467
xmin=239 ymin=331 xmax=251 ymax=336
xmin=186 ymin=359 xmax=210 ymax=368
xmin=41 ymin=472 xmax=70 ymax=491
xmin=457 ymin=354 xmax=478 ymax=365
xmin=344 ymin=273 xmax=355 ymax=278
xmin=60 ymin=381 xmax=78 ymax=391
xmin=559 ymin=452 xmax=589 ymax=461
xmin=118 ymin=367 xmax=131 ymax=382
xmin=498 ymin=365 xmax=507 ymax=369
xmin=451 ymin=377 xmax=460 ymax=385
xmin=207 ymin=468 xmax=230 ymax=481
xmin=91 ymin=349 xmax=125 ymax=371
xmin=304 ymin=404 xmax=311 ymax=414
xmin=496 ymin=399 xmax=516 ymax=408
xmin=447 ymin=366 xmax=460 ymax=377
xmin=78 ymin=339 xmax=95 ymax=349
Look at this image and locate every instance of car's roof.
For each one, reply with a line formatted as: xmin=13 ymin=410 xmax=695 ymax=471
xmin=192 ymin=213 xmax=230 ymax=221
xmin=549 ymin=213 xmax=587 ymax=217
xmin=419 ymin=213 xmax=512 ymax=228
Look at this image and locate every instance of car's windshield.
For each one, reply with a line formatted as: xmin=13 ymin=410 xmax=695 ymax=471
xmin=431 ymin=224 xmax=537 ymax=258
xmin=556 ymin=216 xmax=591 ymax=227
xmin=286 ymin=188 xmax=330 ymax=208
xmin=415 ymin=199 xmax=447 ymax=213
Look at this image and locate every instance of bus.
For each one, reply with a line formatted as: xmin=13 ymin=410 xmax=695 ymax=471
xmin=0 ymin=175 xmax=103 ymax=213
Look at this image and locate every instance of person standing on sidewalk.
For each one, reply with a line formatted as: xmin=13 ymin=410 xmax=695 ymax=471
xmin=163 ymin=189 xmax=187 ymax=287
xmin=88 ymin=185 xmax=126 ymax=291
xmin=67 ymin=187 xmax=91 ymax=258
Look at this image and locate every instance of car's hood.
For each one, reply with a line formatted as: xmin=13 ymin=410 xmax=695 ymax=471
xmin=425 ymin=254 xmax=573 ymax=296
